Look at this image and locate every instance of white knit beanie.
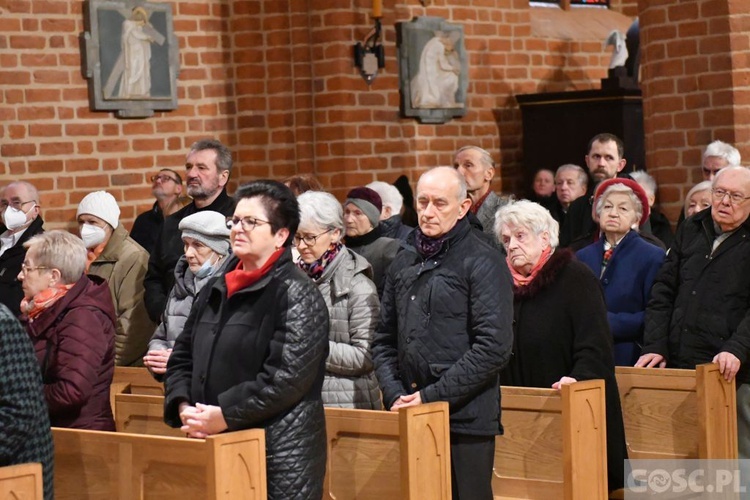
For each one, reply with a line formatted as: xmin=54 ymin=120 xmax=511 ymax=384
xmin=76 ymin=191 xmax=120 ymax=229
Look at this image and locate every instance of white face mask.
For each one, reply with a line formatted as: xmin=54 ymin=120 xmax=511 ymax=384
xmin=194 ymin=253 xmax=219 ymax=279
xmin=3 ymin=205 xmax=33 ymax=231
xmin=80 ymin=223 xmax=107 ymax=249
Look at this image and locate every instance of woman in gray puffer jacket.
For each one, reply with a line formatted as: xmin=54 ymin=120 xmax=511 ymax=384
xmin=143 ymin=211 xmax=230 ymax=379
xmin=296 ymin=191 xmax=382 ymax=409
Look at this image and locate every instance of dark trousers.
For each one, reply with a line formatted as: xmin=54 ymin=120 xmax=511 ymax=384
xmin=450 ymin=432 xmax=496 ymax=500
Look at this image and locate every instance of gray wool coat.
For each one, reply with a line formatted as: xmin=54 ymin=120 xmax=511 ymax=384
xmin=313 ymin=246 xmax=382 ymax=409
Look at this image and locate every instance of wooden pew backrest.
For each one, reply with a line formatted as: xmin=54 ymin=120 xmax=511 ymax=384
xmin=323 ymin=402 xmax=451 ymax=500
xmin=615 ymin=363 xmax=737 ymax=460
xmin=0 ymin=463 xmax=43 ymax=500
xmin=53 ymin=427 xmax=266 ymax=500
xmin=495 ymin=379 xmax=608 ymax=500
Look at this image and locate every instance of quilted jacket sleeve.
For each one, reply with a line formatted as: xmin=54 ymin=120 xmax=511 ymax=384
xmin=112 ymin=247 xmax=154 ymax=366
xmin=217 ymin=279 xmax=330 ymax=430
xmin=420 ymin=252 xmax=514 ymax=408
xmin=326 ymin=275 xmax=379 ymax=377
xmin=163 ymin=286 xmax=203 ymax=427
xmin=44 ymin=308 xmax=110 ymax=415
xmin=373 ymin=259 xmax=407 ymax=408
xmin=0 ymin=307 xmax=43 ymax=462
xmin=642 ymin=229 xmax=684 ymax=359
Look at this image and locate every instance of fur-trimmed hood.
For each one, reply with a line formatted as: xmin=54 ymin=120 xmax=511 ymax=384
xmin=513 ymin=248 xmax=574 ymax=300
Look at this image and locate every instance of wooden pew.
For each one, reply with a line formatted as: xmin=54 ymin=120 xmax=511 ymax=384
xmin=113 ymin=389 xmax=452 ymax=499
xmin=0 ymin=463 xmax=43 ymax=500
xmin=110 ymin=366 xmax=164 ymax=422
xmin=494 ymin=379 xmax=608 ymax=500
xmin=323 ymin=403 xmax=451 ymax=499
xmin=616 ymin=363 xmax=738 ymax=460
xmin=53 ymin=426 xmax=266 ymax=499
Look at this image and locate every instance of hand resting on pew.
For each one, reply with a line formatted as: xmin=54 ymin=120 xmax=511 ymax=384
xmin=713 ymin=351 xmax=741 ymax=382
xmin=178 ymin=401 xmax=228 ymax=438
xmin=390 ymin=391 xmax=422 ymax=410
xmin=634 ymin=352 xmax=666 ymax=368
xmin=551 ymin=376 xmax=576 ymax=390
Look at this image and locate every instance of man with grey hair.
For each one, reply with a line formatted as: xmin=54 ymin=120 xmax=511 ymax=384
xmin=366 ymin=180 xmax=412 ymax=241
xmin=453 ymin=145 xmax=508 ymax=243
xmin=144 ymin=139 xmax=236 ymax=322
xmin=637 ymin=165 xmax=750 ymax=461
xmin=630 ymin=170 xmax=674 ymax=248
xmin=551 ymin=164 xmax=588 ymax=224
xmin=0 ymin=181 xmax=44 ymax=317
xmin=373 ymin=166 xmax=513 ymax=499
xmin=702 ymin=140 xmax=741 ymax=181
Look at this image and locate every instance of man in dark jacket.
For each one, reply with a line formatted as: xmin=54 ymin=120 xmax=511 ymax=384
xmin=143 ymin=139 xmax=235 ymax=322
xmin=372 ymin=166 xmax=514 ymax=500
xmin=637 ymin=166 xmax=750 ymax=461
xmin=0 ymin=181 xmax=44 ymax=317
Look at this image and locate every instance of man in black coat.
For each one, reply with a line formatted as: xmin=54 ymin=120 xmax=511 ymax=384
xmin=0 ymin=181 xmax=44 ymax=317
xmin=143 ymin=139 xmax=235 ymax=322
xmin=637 ymin=166 xmax=750 ymax=461
xmin=372 ymin=166 xmax=513 ymax=500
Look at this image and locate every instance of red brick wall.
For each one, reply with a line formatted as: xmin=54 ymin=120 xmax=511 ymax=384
xmin=638 ymin=0 xmax=750 ymax=222
xmin=8 ymin=0 xmax=732 ymax=233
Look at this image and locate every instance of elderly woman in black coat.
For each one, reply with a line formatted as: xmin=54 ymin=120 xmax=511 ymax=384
xmin=164 ymin=180 xmax=330 ymax=500
xmin=495 ymin=199 xmax=627 ymax=492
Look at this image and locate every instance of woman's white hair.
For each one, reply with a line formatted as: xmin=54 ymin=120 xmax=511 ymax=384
xmin=494 ymin=199 xmax=559 ymax=249
xmin=683 ymin=180 xmax=713 ymax=216
xmin=594 ymin=183 xmax=643 ymax=231
xmin=297 ymin=191 xmax=344 ymax=232
xmin=24 ymin=230 xmax=87 ymax=284
xmin=366 ymin=181 xmax=403 ymax=214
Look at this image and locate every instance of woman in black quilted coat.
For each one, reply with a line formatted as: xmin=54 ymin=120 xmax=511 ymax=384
xmin=164 ymin=180 xmax=330 ymax=500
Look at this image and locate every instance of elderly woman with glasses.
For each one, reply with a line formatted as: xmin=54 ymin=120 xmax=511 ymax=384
xmin=17 ymin=230 xmax=116 ymax=431
xmin=295 ymin=191 xmax=382 ymax=409
xmin=577 ymin=178 xmax=666 ymax=366
xmin=494 ymin=200 xmax=626 ymax=492
xmin=164 ymin=180 xmax=330 ymax=500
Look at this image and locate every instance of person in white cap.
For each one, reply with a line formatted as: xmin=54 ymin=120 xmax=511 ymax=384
xmin=143 ymin=211 xmax=231 ymax=379
xmin=76 ymin=190 xmax=154 ymax=366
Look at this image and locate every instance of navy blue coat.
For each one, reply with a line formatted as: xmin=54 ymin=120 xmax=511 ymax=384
xmin=577 ymin=230 xmax=665 ymax=366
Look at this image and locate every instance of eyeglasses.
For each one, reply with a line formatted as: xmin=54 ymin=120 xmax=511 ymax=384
xmin=0 ymin=199 xmax=36 ymax=210
xmin=226 ymin=216 xmax=270 ymax=232
xmin=711 ymin=188 xmax=750 ymax=205
xmin=151 ymin=174 xmax=179 ymax=183
xmin=20 ymin=263 xmax=49 ymax=274
xmin=293 ymin=229 xmax=333 ymax=246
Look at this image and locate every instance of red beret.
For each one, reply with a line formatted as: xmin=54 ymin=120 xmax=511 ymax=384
xmin=593 ymin=177 xmax=650 ymax=226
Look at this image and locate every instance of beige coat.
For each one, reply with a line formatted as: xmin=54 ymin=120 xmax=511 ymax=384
xmin=315 ymin=247 xmax=382 ymax=409
xmin=88 ymin=224 xmax=154 ymax=366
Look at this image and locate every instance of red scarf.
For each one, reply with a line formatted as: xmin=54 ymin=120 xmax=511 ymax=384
xmin=85 ymin=241 xmax=107 ymax=272
xmin=225 ymin=248 xmax=285 ymax=298
xmin=507 ymin=246 xmax=553 ymax=287
xmin=20 ymin=283 xmax=75 ymax=321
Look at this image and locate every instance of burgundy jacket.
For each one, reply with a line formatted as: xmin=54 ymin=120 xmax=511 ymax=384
xmin=23 ymin=274 xmax=116 ymax=430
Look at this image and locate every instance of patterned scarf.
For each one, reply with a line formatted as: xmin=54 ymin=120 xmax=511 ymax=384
xmin=297 ymin=242 xmax=343 ymax=281
xmin=414 ymin=228 xmax=447 ymax=259
xmin=507 ymin=246 xmax=553 ymax=287
xmin=21 ymin=283 xmax=75 ymax=321
xmin=225 ymin=248 xmax=284 ymax=298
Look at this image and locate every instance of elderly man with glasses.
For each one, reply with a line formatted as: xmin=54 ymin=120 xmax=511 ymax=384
xmin=130 ymin=168 xmax=187 ymax=254
xmin=0 ymin=181 xmax=44 ymax=317
xmin=637 ymin=165 xmax=750 ymax=461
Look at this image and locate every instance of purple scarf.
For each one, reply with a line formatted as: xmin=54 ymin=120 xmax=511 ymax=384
xmin=297 ymin=242 xmax=343 ymax=281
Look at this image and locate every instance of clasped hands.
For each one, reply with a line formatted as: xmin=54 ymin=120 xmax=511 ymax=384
xmin=178 ymin=402 xmax=228 ymax=438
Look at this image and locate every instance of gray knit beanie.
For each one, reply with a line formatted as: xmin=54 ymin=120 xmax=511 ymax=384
xmin=178 ymin=211 xmax=231 ymax=255
xmin=345 ymin=187 xmax=383 ymax=229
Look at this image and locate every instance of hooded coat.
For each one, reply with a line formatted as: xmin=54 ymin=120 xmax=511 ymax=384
xmin=23 ymin=274 xmax=116 ymax=430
